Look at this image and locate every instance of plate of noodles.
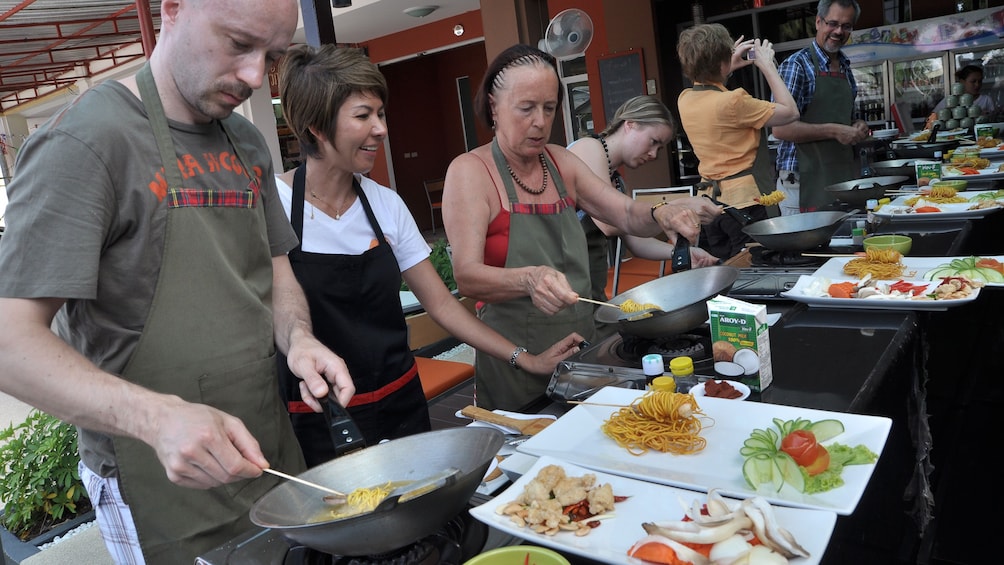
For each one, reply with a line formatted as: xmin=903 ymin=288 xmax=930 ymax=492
xmin=873 ymin=189 xmax=1004 ymax=221
xmin=813 ymin=255 xmax=1004 ymax=287
xmin=516 ymin=386 xmax=891 ymax=515
xmin=469 ymin=455 xmax=838 ymax=565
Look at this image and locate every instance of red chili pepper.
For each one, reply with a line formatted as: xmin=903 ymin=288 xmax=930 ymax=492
xmin=524 ymin=552 xmax=530 ymax=565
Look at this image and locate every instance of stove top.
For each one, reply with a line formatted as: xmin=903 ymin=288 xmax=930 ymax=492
xmin=196 ymin=507 xmax=488 ymax=565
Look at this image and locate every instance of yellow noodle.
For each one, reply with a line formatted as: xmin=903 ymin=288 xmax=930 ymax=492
xmin=323 ymin=482 xmax=396 ymax=520
xmin=619 ymin=298 xmax=662 ymax=313
xmin=757 ymin=190 xmax=786 ymax=206
xmin=601 ymin=391 xmax=707 ymax=456
xmin=904 ymin=193 xmax=968 ymax=206
xmin=842 ymin=248 xmax=905 ymax=279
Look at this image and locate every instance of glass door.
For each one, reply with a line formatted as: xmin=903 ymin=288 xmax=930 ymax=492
xmin=852 ymin=63 xmax=888 ymax=126
xmin=892 ymin=54 xmax=947 ymax=131
xmin=952 ymin=43 xmax=1004 ymax=121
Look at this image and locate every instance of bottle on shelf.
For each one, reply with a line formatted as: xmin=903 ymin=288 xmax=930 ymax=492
xmin=670 ymin=356 xmax=697 ymax=393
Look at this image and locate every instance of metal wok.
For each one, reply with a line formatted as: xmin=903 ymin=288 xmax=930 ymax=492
xmin=741 ymin=210 xmax=858 ymax=252
xmin=889 ymin=140 xmax=959 ymax=159
xmin=595 ymin=266 xmax=740 ymax=338
xmin=249 ymin=427 xmax=503 ymax=555
xmin=872 ymin=159 xmax=920 ymax=178
xmin=824 ymin=175 xmax=910 ymax=207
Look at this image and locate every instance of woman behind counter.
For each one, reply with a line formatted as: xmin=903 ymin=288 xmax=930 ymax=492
xmin=676 ymin=24 xmax=799 ymax=259
xmin=275 ymin=44 xmax=583 ymax=466
xmin=568 ymin=95 xmax=720 ymax=314
xmin=442 ymin=44 xmax=722 ymax=412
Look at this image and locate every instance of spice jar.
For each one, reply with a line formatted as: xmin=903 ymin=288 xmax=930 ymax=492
xmin=650 ymin=376 xmax=677 ymax=393
xmin=670 ymin=356 xmax=697 ymax=393
xmin=642 ymin=353 xmax=664 ymax=387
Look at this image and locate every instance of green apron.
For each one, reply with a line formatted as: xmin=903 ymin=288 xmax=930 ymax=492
xmin=475 ymin=139 xmax=596 ymax=411
xmin=795 ymin=48 xmax=856 ymax=211
xmin=110 ymin=64 xmax=304 ymax=563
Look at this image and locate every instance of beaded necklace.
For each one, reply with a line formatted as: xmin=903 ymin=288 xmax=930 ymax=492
xmin=505 ymin=153 xmax=548 ymax=195
xmin=598 ymin=135 xmax=625 ymax=192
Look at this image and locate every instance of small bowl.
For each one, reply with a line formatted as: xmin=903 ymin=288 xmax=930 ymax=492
xmin=464 ymin=546 xmax=571 ymax=565
xmin=929 ymin=179 xmax=968 ymax=192
xmin=863 ymin=235 xmax=912 ymax=256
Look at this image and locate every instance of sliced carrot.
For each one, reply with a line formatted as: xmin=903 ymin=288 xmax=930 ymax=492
xmin=976 ymin=258 xmax=1004 ymax=274
xmin=914 ymin=206 xmax=941 ymax=213
xmin=828 ymin=281 xmax=857 ymax=298
xmin=628 ymin=542 xmax=686 ymax=565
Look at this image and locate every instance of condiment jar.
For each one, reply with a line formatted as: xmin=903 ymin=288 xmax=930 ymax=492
xmin=642 ymin=354 xmax=664 ymax=387
xmin=669 ymin=356 xmax=697 ymax=393
xmin=650 ymin=376 xmax=677 ymax=393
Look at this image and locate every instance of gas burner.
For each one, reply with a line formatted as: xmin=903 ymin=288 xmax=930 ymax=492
xmin=749 ymin=247 xmax=824 ymax=268
xmin=617 ymin=333 xmax=707 ymax=365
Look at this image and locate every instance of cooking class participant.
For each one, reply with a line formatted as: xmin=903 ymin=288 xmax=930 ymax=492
xmin=568 ymin=95 xmax=719 ymax=336
xmin=275 ymin=44 xmax=584 ymax=464
xmin=677 ymin=24 xmax=800 ymax=259
xmin=773 ymin=0 xmax=867 ymax=215
xmin=441 ymin=44 xmax=722 ymax=412
xmin=0 ymin=0 xmax=355 ymax=562
xmin=932 ymin=65 xmax=998 ymax=117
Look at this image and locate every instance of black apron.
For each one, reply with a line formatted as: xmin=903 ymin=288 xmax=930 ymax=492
xmin=277 ymin=165 xmax=429 ymax=466
xmin=796 ymin=47 xmax=856 ymax=211
xmin=689 ymin=84 xmax=773 ymax=259
xmin=112 ymin=63 xmax=304 ymax=564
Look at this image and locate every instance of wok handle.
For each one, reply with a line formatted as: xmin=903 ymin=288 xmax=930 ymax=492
xmin=702 ymin=194 xmax=754 ymax=226
xmin=672 ymin=237 xmax=692 ymax=273
xmin=321 ymin=391 xmax=367 ymax=457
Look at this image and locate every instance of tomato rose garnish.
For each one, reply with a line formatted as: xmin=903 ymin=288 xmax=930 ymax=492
xmin=780 ymin=430 xmax=818 ymax=467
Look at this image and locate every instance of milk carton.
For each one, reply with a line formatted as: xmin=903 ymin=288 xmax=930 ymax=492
xmin=914 ymin=161 xmax=942 ymax=186
xmin=706 ymin=295 xmax=772 ymax=392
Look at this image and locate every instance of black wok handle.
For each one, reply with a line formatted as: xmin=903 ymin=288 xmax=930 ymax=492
xmin=672 ymin=236 xmax=692 ymax=273
xmin=702 ymin=194 xmax=754 ymax=226
xmin=321 ymin=391 xmax=367 ymax=457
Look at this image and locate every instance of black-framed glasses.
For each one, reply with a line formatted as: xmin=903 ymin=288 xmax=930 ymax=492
xmin=822 ymin=19 xmax=854 ymax=32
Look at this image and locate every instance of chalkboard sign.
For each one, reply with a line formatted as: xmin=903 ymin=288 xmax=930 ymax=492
xmin=598 ymin=50 xmax=645 ymax=126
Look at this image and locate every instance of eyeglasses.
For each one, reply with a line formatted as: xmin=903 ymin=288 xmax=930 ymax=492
xmin=822 ymin=19 xmax=854 ymax=33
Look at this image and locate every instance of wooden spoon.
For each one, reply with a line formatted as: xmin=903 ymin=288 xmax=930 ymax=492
xmin=461 ymin=405 xmax=554 ymax=435
xmin=262 ymin=468 xmax=348 ymax=505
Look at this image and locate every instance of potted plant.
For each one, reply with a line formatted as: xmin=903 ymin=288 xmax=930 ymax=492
xmin=0 ymin=410 xmax=93 ymax=563
xmin=402 ymin=238 xmax=456 ymax=292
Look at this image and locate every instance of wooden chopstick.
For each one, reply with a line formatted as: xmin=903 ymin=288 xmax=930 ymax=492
xmin=577 ymin=297 xmax=621 ymax=309
xmin=567 ymin=401 xmax=629 ymax=407
xmin=262 ymin=468 xmax=347 ymax=499
xmin=802 ymin=252 xmax=866 ymax=258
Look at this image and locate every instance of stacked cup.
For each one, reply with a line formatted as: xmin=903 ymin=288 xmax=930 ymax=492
xmin=934 ymin=82 xmax=985 ymax=131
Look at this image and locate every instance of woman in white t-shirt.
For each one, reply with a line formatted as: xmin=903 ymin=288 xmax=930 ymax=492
xmin=275 ymin=44 xmax=583 ymax=465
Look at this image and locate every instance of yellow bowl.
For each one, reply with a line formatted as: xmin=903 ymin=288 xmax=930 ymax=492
xmin=929 ymin=179 xmax=967 ymax=192
xmin=464 ymin=546 xmax=571 ymax=565
xmin=863 ymin=235 xmax=912 ymax=256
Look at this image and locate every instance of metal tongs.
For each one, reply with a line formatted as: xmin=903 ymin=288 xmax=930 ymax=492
xmin=703 ymin=193 xmax=755 ymax=226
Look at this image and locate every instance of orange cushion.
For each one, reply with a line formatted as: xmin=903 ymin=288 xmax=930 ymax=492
xmin=415 ymin=356 xmax=474 ymax=400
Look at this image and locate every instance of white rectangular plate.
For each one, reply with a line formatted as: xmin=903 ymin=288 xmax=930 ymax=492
xmin=781 ymin=274 xmax=980 ymax=311
xmin=517 ymin=387 xmax=891 ymax=515
xmin=470 ymin=455 xmax=837 ymax=565
xmin=813 ymin=256 xmax=1004 ymax=287
xmin=872 ymin=190 xmax=1003 ymax=220
xmin=941 ymin=163 xmax=1004 ymax=180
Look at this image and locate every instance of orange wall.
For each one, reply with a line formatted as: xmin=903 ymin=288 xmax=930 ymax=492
xmin=364 ymin=11 xmax=485 ymax=64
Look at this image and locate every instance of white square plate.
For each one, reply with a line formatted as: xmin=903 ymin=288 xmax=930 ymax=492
xmin=517 ymin=387 xmax=891 ymax=515
xmin=470 ymin=455 xmax=837 ymax=564
xmin=781 ymin=274 xmax=980 ymax=311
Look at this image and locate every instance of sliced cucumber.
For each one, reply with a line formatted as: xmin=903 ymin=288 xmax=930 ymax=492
xmin=742 ymin=453 xmax=773 ymax=489
xmin=776 ymin=453 xmax=805 ymax=493
xmin=809 ymin=419 xmax=845 ymax=442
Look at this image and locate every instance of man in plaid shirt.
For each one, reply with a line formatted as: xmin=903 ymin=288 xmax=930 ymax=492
xmin=772 ymin=0 xmax=868 ymax=214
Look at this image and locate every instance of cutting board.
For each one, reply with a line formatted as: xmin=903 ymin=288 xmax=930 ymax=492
xmin=460 ymin=405 xmax=554 ymax=435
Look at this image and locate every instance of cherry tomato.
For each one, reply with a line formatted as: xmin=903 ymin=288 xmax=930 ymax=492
xmin=780 ymin=430 xmax=818 ymax=467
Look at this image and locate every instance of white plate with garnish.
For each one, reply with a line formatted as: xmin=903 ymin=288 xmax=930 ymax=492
xmin=691 ymin=379 xmax=751 ymax=401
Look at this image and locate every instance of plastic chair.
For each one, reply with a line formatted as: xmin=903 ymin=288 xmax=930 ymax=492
xmin=423 ymin=178 xmax=446 ymax=234
xmin=610 ymin=186 xmax=694 ymax=296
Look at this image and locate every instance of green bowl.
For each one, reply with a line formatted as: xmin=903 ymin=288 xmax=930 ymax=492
xmin=929 ymin=179 xmax=967 ymax=192
xmin=863 ymin=235 xmax=912 ymax=256
xmin=464 ymin=546 xmax=571 ymax=565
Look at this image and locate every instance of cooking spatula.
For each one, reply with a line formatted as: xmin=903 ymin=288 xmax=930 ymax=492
xmin=460 ymin=405 xmax=554 ymax=435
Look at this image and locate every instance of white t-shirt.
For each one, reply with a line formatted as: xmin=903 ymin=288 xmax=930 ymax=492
xmin=276 ymin=173 xmax=430 ymax=274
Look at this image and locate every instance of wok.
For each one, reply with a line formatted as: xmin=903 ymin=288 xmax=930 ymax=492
xmin=741 ymin=210 xmax=858 ymax=252
xmin=889 ymin=140 xmax=959 ymax=159
xmin=249 ymin=427 xmax=504 ymax=555
xmin=824 ymin=175 xmax=910 ymax=207
xmin=871 ymin=159 xmax=920 ymax=178
xmin=595 ymin=266 xmax=740 ymax=338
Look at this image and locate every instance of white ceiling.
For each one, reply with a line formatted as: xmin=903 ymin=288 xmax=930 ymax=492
xmin=308 ymin=0 xmax=481 ymax=45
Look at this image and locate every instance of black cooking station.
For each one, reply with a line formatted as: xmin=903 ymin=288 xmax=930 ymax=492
xmin=197 ymin=212 xmax=1000 ymax=565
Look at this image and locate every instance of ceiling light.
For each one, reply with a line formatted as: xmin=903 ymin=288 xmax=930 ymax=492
xmin=403 ymin=5 xmax=439 ymax=18
xmin=453 ymin=24 xmax=464 ymax=37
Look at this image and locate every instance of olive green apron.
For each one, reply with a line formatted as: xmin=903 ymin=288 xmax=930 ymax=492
xmin=795 ymin=48 xmax=856 ymax=211
xmin=475 ymin=139 xmax=595 ymax=411
xmin=690 ymin=84 xmax=776 ymax=205
xmin=110 ymin=63 xmax=304 ymax=563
